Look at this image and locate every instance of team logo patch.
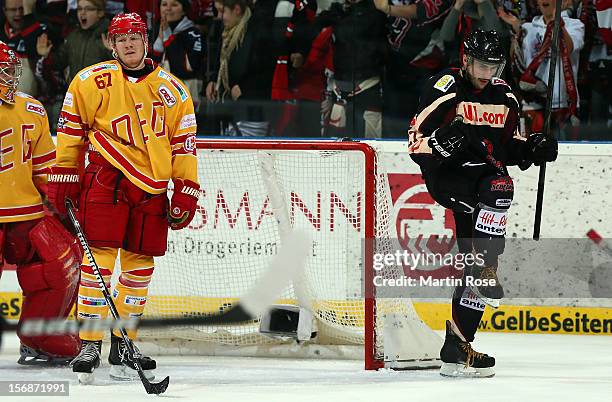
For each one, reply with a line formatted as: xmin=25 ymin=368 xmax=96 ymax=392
xmin=496 ymin=198 xmax=512 ymax=208
xmin=78 ymin=312 xmax=102 ymax=319
xmin=459 ymin=288 xmax=486 ymax=312
xmin=26 ymin=102 xmax=45 ymax=116
xmin=158 ymin=70 xmax=188 ymax=101
xmin=434 ymin=74 xmax=455 ymax=92
xmin=180 ymin=113 xmax=196 ymax=129
xmin=490 ymin=177 xmax=514 ymax=192
xmin=184 ymin=135 xmax=196 ymax=153
xmin=159 ymin=85 xmax=177 ymax=107
xmin=79 ymin=63 xmax=118 ymax=81
xmin=491 ymin=77 xmax=509 ymax=87
xmin=475 ymin=209 xmax=507 ymax=236
xmin=63 ymin=92 xmax=74 ymax=107
xmin=125 ymin=295 xmax=147 ymax=306
xmin=78 ymin=295 xmax=107 ymax=306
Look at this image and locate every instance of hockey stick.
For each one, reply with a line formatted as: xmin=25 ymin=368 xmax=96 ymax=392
xmin=10 ymin=204 xmax=311 ymax=336
xmin=64 ymin=199 xmax=170 ymax=395
xmin=533 ymin=0 xmax=563 ymax=240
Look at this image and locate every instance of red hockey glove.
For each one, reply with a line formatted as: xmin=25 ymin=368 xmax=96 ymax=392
xmin=47 ymin=166 xmax=81 ymax=215
xmin=169 ymin=179 xmax=200 ymax=230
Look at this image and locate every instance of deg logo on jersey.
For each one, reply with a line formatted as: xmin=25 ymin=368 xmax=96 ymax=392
xmin=26 ymin=102 xmax=45 ymax=116
xmin=158 ymin=85 xmax=177 ymax=107
xmin=434 ymin=74 xmax=455 ymax=92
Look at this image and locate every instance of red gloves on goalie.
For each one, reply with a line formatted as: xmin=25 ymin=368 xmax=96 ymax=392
xmin=46 ymin=166 xmax=81 ymax=215
xmin=169 ymin=178 xmax=200 ymax=230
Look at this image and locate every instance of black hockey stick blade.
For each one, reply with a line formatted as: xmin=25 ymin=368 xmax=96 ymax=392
xmin=143 ymin=373 xmax=169 ymax=395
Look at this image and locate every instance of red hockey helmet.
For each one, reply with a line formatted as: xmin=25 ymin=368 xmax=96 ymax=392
xmin=108 ymin=12 xmax=148 ymax=47
xmin=108 ymin=13 xmax=149 ymax=68
xmin=0 ymin=41 xmax=21 ymax=104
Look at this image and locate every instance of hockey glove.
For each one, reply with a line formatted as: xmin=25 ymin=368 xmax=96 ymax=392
xmin=427 ymin=119 xmax=468 ymax=160
xmin=47 ymin=166 xmax=81 ymax=215
xmin=526 ymin=132 xmax=558 ymax=165
xmin=169 ymin=178 xmax=200 ymax=230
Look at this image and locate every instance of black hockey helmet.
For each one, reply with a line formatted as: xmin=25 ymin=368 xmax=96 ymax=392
xmin=463 ymin=29 xmax=505 ymax=64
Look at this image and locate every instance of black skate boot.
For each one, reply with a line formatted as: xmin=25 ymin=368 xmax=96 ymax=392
xmin=469 ymin=264 xmax=504 ymax=308
xmin=440 ymin=321 xmax=495 ymax=378
xmin=18 ymin=343 xmax=73 ymax=366
xmin=70 ymin=340 xmax=102 ymax=384
xmin=108 ymin=334 xmax=156 ymax=381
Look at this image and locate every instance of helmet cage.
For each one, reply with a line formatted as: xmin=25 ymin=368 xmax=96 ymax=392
xmin=0 ymin=46 xmax=22 ymax=103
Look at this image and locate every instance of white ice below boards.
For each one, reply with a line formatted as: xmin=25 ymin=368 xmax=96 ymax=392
xmin=1 ymin=332 xmax=611 ymax=401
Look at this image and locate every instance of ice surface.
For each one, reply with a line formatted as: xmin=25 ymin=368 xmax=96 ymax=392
xmin=1 ymin=331 xmax=611 ymax=401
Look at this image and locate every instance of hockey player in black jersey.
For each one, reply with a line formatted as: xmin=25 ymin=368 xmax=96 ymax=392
xmin=408 ymin=29 xmax=558 ymax=377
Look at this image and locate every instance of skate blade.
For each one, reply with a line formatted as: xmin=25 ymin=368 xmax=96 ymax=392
xmin=470 ymin=287 xmax=501 ymax=308
xmin=77 ymin=372 xmax=95 ymax=385
xmin=109 ymin=365 xmax=155 ymax=381
xmin=440 ymin=363 xmax=495 ymax=378
xmin=18 ymin=356 xmax=71 ymax=367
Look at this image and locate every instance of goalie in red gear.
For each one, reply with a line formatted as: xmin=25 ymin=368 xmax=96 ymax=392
xmin=47 ymin=13 xmax=200 ymax=383
xmin=0 ymin=40 xmax=82 ymax=365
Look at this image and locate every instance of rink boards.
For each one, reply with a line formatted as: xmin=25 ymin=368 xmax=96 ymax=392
xmin=1 ymin=141 xmax=611 ymax=335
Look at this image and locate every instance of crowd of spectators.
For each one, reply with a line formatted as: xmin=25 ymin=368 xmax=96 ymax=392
xmin=1 ymin=0 xmax=610 ymax=139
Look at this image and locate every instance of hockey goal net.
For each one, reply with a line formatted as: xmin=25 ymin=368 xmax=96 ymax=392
xmin=141 ymin=139 xmax=441 ymax=370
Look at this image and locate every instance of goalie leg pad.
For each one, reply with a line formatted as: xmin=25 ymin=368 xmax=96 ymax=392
xmin=13 ymin=216 xmax=82 ymax=358
xmin=79 ymin=163 xmax=130 ymax=248
xmin=124 ymin=192 xmax=169 ymax=256
xmin=111 ymin=250 xmax=154 ymax=339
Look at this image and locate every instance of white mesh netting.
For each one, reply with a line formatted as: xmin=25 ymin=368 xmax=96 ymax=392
xmin=139 ymin=141 xmax=440 ymax=367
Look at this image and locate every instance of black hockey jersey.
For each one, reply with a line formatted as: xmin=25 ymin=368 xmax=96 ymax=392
xmin=408 ymin=68 xmax=527 ymax=168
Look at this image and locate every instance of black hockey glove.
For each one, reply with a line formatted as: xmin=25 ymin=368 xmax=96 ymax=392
xmin=428 ymin=118 xmax=468 ymax=160
xmin=526 ymin=132 xmax=558 ymax=165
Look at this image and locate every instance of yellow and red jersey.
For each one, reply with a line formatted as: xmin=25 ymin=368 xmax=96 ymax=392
xmin=56 ymin=60 xmax=198 ymax=194
xmin=0 ymin=93 xmax=56 ymax=223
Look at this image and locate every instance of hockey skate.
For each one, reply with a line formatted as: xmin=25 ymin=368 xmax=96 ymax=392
xmin=440 ymin=321 xmax=495 ymax=378
xmin=108 ymin=334 xmax=156 ymax=381
xmin=70 ymin=340 xmax=101 ymax=385
xmin=17 ymin=344 xmax=73 ymax=366
xmin=469 ymin=264 xmax=504 ymax=308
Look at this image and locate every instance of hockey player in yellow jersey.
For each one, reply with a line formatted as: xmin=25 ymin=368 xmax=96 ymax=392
xmin=46 ymin=13 xmax=200 ymax=383
xmin=0 ymin=40 xmax=82 ymax=365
